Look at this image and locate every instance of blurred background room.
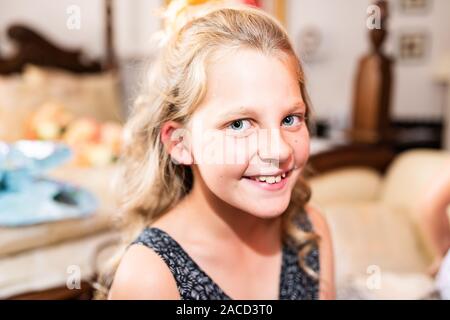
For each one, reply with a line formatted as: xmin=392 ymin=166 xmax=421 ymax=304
xmin=0 ymin=0 xmax=449 ymax=299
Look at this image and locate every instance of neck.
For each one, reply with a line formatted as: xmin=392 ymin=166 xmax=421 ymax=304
xmin=178 ymin=168 xmax=282 ymax=256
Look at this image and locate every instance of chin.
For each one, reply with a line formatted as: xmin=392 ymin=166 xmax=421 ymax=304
xmin=243 ymin=201 xmax=290 ymax=219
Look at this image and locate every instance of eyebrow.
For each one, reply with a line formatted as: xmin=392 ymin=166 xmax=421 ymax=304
xmin=218 ymin=102 xmax=306 ymax=121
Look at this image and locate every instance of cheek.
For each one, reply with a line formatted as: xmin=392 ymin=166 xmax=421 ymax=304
xmin=291 ymin=129 xmax=310 ymax=167
xmin=191 ymin=130 xmax=251 ymax=171
xmin=191 ymin=132 xmax=247 ymax=182
xmin=195 ymin=163 xmax=244 ymax=204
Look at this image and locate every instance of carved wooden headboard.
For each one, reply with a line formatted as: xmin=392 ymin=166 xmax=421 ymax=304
xmin=0 ymin=24 xmax=103 ymax=75
xmin=0 ymin=0 xmax=115 ymax=75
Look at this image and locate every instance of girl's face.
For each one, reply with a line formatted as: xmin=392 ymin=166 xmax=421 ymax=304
xmin=182 ymin=49 xmax=309 ymax=219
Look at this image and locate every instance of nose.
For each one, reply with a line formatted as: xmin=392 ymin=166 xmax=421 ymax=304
xmin=257 ymin=128 xmax=291 ymax=167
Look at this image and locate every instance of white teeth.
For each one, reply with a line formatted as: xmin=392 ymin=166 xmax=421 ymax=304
xmin=266 ymin=176 xmax=276 ymax=184
xmin=252 ymin=174 xmax=285 ymax=184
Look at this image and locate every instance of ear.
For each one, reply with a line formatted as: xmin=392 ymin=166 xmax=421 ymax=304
xmin=160 ymin=121 xmax=193 ymax=166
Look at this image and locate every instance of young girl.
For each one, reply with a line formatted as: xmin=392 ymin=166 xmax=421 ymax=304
xmin=103 ymin=2 xmax=335 ymax=300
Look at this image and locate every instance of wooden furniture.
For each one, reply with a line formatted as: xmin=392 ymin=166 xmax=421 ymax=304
xmin=9 ymin=281 xmax=93 ymax=300
xmin=308 ymin=143 xmax=396 ymax=177
xmin=444 ymin=82 xmax=450 ymax=150
xmin=319 ymin=0 xmax=442 ymax=151
xmin=0 ymin=25 xmax=102 ymax=75
xmin=0 ymin=0 xmax=116 ymax=74
xmin=349 ymin=0 xmax=394 ymax=144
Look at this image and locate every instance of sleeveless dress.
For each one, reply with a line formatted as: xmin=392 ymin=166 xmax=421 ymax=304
xmin=131 ymin=213 xmax=320 ymax=300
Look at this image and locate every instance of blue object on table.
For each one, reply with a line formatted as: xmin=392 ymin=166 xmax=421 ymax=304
xmin=0 ymin=140 xmax=98 ymax=227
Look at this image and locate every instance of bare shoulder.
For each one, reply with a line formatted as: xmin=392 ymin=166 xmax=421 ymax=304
xmin=305 ymin=204 xmax=336 ymax=300
xmin=108 ymin=244 xmax=180 ymax=300
xmin=305 ymin=204 xmax=330 ymax=237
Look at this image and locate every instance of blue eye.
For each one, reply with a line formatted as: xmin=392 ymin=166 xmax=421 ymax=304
xmin=227 ymin=119 xmax=251 ymax=131
xmin=282 ymin=115 xmax=304 ymax=127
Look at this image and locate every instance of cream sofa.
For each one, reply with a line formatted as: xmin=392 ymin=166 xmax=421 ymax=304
xmin=309 ymin=149 xmax=450 ymax=299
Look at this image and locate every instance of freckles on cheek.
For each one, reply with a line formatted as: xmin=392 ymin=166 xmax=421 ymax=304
xmin=292 ymin=134 xmax=310 ymax=164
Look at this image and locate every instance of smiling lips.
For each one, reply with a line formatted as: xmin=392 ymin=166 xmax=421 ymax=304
xmin=242 ymin=168 xmax=293 ymax=191
xmin=251 ymin=172 xmax=286 ymax=184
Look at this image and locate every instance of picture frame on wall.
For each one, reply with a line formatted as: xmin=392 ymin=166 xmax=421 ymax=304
xmin=397 ymin=29 xmax=430 ymax=63
xmin=398 ymin=0 xmax=433 ymax=15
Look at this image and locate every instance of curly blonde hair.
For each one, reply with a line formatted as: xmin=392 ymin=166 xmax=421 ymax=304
xmin=95 ymin=3 xmax=319 ymax=299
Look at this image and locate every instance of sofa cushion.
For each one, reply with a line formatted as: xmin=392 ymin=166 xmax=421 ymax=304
xmin=380 ymin=149 xmax=450 ymax=213
xmin=337 ymin=272 xmax=437 ymax=300
xmin=309 ymin=167 xmax=382 ymax=204
xmin=320 ymin=202 xmax=430 ymax=285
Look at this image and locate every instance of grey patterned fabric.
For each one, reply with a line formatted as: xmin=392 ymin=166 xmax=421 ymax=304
xmin=131 ymin=212 xmax=319 ymax=300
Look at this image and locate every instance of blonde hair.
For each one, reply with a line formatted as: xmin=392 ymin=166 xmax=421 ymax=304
xmin=95 ymin=3 xmax=319 ymax=299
